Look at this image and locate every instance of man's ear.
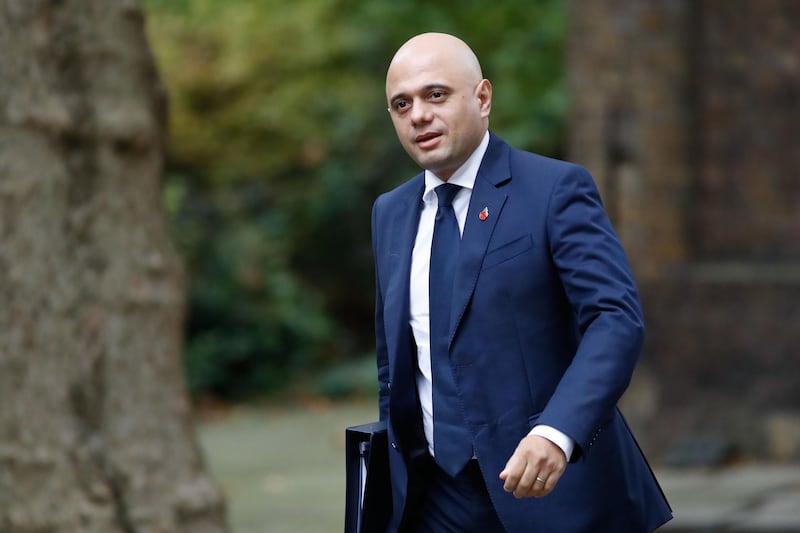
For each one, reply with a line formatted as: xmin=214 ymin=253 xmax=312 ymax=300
xmin=476 ymin=79 xmax=492 ymax=117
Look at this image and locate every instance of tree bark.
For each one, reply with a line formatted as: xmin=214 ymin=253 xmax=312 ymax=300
xmin=0 ymin=1 xmax=227 ymax=531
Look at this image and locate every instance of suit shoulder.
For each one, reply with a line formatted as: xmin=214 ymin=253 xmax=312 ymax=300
xmin=374 ymin=172 xmax=424 ymax=208
xmin=509 ymin=147 xmax=591 ymax=182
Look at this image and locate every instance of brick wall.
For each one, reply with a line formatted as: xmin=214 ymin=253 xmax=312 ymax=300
xmin=568 ymin=0 xmax=800 ymax=462
xmin=693 ymin=0 xmax=800 ymax=260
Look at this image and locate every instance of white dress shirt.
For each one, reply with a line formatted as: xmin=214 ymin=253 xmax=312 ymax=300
xmin=408 ymin=130 xmax=575 ymax=461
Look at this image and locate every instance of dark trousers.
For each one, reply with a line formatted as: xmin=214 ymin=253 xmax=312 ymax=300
xmin=402 ymin=455 xmax=506 ymax=533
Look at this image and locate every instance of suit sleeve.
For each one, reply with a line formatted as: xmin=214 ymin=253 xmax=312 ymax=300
xmin=536 ymin=165 xmax=644 ymax=460
xmin=371 ymin=198 xmax=391 ymax=422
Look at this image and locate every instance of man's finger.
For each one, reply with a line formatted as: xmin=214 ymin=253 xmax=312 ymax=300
xmin=514 ymin=463 xmax=541 ymax=497
xmin=503 ymin=472 xmax=522 ymax=493
xmin=538 ymin=462 xmax=566 ymax=496
xmin=500 ymin=453 xmax=526 ymax=493
xmin=533 ymin=471 xmax=553 ymax=497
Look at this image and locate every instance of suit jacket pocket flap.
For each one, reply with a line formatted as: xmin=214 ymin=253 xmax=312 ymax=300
xmin=483 ymin=234 xmax=533 ymax=270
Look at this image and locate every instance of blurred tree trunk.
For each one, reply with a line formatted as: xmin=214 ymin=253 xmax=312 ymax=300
xmin=0 ymin=1 xmax=227 ymax=531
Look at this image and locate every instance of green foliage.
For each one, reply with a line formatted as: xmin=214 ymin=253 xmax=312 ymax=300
xmin=313 ymin=355 xmax=380 ymax=400
xmin=145 ymin=0 xmax=566 ymax=399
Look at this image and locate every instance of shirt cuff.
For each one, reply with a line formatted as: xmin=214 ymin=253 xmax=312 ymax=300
xmin=529 ymin=425 xmax=575 ymax=461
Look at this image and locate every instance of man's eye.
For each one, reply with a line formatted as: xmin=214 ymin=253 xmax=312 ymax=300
xmin=431 ymin=91 xmax=445 ymax=99
xmin=394 ymin=101 xmax=409 ymax=111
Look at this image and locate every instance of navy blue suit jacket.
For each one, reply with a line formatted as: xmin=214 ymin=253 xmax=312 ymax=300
xmin=371 ymin=133 xmax=672 ymax=532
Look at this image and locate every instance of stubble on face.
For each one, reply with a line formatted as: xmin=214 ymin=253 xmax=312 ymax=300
xmin=385 ymin=33 xmax=491 ymax=179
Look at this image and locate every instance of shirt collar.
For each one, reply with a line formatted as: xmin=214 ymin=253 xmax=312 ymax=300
xmin=422 ymin=130 xmax=490 ymax=202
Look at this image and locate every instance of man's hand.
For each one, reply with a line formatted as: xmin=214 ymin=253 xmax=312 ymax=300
xmin=499 ymin=434 xmax=567 ymax=498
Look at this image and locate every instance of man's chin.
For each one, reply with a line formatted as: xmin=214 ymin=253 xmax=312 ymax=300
xmin=414 ymin=153 xmax=450 ymax=174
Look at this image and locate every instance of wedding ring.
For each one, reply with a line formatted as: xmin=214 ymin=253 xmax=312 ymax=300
xmin=535 ymin=476 xmax=546 ymax=484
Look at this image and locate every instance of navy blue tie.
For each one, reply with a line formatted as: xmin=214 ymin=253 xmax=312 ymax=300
xmin=429 ymin=183 xmax=472 ymax=476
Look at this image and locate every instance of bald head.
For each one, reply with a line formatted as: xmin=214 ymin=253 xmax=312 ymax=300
xmin=386 ymin=33 xmax=484 ymax=94
xmin=383 ymin=33 xmax=492 ymax=179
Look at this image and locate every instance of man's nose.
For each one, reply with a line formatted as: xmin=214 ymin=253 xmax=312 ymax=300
xmin=410 ymin=100 xmax=433 ymax=125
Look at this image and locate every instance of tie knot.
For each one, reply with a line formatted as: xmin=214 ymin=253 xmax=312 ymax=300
xmin=435 ymin=183 xmax=461 ymax=209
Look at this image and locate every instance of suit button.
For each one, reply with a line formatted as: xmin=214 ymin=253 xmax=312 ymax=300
xmin=391 ymin=442 xmax=397 ymax=449
xmin=387 ymin=381 xmax=392 ymax=391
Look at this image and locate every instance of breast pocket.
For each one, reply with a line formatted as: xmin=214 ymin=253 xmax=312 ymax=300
xmin=482 ymin=234 xmax=533 ymax=270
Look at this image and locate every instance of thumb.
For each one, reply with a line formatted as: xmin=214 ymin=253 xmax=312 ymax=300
xmin=499 ymin=454 xmax=517 ymax=480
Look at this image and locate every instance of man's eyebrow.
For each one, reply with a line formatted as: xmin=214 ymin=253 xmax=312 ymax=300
xmin=389 ymin=92 xmax=408 ymax=105
xmin=389 ymin=83 xmax=452 ymax=105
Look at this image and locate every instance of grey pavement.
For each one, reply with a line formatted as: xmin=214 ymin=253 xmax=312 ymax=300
xmin=657 ymin=464 xmax=800 ymax=532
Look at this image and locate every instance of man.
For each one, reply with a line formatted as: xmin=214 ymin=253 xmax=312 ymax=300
xmin=371 ymin=32 xmax=672 ymax=532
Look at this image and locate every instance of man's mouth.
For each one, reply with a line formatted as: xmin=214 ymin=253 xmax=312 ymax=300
xmin=415 ymin=132 xmax=442 ymax=148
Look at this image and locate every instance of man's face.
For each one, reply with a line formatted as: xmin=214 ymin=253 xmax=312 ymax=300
xmin=385 ymin=47 xmax=491 ymax=180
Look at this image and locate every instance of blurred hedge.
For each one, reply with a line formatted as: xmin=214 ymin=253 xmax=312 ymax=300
xmin=145 ymin=0 xmax=566 ymax=400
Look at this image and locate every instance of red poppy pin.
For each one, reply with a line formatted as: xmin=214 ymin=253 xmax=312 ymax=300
xmin=479 ymin=207 xmax=489 ymax=221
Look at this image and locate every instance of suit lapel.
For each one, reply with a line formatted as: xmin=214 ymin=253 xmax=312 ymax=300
xmin=449 ymin=134 xmax=511 ymax=342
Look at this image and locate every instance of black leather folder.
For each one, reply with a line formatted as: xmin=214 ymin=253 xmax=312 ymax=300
xmin=344 ymin=420 xmax=391 ymax=533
